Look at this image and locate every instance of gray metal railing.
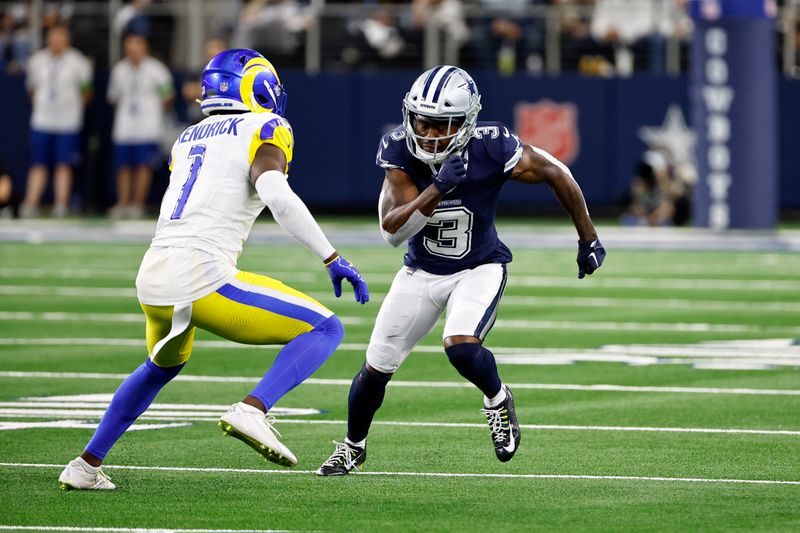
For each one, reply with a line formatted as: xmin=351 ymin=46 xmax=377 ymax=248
xmin=4 ymin=0 xmax=798 ymax=77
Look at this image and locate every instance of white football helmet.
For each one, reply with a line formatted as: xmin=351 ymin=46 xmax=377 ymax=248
xmin=402 ymin=65 xmax=482 ymax=164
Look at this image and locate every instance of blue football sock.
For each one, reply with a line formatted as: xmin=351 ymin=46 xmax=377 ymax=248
xmin=250 ymin=315 xmax=344 ymax=410
xmin=85 ymin=359 xmax=184 ymax=460
xmin=347 ymin=362 xmax=392 ymax=444
xmin=445 ymin=343 xmax=502 ymax=398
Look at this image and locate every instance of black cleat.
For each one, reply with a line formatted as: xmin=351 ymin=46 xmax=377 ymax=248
xmin=316 ymin=440 xmax=366 ymax=476
xmin=481 ymin=385 xmax=521 ymax=462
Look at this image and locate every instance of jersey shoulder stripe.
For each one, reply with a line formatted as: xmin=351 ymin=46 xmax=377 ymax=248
xmin=247 ymin=114 xmax=294 ymax=172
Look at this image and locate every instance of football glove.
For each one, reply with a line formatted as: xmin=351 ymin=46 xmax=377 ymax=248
xmin=432 ymin=156 xmax=468 ymax=195
xmin=325 ymin=254 xmax=370 ymax=304
xmin=577 ymin=238 xmax=606 ymax=279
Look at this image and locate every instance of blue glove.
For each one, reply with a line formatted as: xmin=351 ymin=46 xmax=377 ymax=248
xmin=325 ymin=254 xmax=370 ymax=304
xmin=432 ymin=156 xmax=467 ymax=194
xmin=577 ymin=238 xmax=606 ymax=279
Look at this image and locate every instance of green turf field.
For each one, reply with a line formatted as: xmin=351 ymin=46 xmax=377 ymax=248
xmin=1 ymin=234 xmax=799 ymax=532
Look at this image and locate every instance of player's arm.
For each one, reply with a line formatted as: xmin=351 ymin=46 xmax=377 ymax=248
xmin=250 ymin=143 xmax=369 ymax=303
xmin=379 ymin=157 xmax=466 ymax=247
xmin=511 ymin=145 xmax=606 ymax=278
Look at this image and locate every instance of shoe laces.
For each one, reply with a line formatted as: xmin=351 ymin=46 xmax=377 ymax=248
xmin=96 ymin=468 xmax=112 ymax=483
xmin=320 ymin=440 xmax=361 ymax=471
xmin=481 ymin=406 xmax=510 ymax=444
xmin=262 ymin=415 xmax=282 ymax=438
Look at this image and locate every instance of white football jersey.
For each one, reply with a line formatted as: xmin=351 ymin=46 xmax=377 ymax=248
xmin=136 ymin=111 xmax=294 ymax=305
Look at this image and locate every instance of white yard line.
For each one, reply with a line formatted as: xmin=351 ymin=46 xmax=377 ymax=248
xmin=0 ymin=462 xmax=797 ymax=486
xmin=1 ymin=370 xmax=798 ymax=396
xmin=0 ymin=407 xmax=797 ymax=436
xmin=4 ymin=276 xmax=800 ymax=300
xmin=0 ymin=527 xmax=292 ymax=533
xmin=3 ymin=309 xmax=800 ymax=333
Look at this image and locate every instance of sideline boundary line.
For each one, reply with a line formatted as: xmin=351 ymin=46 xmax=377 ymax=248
xmin=1 ymin=462 xmax=798 ymax=486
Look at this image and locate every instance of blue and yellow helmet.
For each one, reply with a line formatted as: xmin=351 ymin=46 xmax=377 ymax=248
xmin=200 ymin=48 xmax=287 ymax=117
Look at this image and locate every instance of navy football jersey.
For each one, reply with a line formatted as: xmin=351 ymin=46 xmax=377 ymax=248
xmin=376 ymin=121 xmax=523 ymax=275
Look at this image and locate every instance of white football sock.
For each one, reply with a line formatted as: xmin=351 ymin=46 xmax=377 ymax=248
xmin=76 ymin=456 xmax=99 ymax=473
xmin=237 ymin=401 xmax=264 ymax=414
xmin=484 ymin=386 xmax=507 ymax=408
xmin=345 ymin=437 xmax=366 ymax=449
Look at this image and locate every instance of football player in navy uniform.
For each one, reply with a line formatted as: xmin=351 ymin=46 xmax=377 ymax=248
xmin=318 ymin=65 xmax=605 ymax=475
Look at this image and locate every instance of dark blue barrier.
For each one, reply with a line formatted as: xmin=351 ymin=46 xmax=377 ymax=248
xmin=1 ymin=71 xmax=798 ymax=213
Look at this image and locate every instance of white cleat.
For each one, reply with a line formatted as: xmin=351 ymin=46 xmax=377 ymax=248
xmin=219 ymin=402 xmax=298 ymax=467
xmin=58 ymin=457 xmax=116 ymax=490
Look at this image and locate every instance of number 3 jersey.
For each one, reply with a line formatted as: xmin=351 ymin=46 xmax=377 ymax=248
xmin=136 ymin=112 xmax=293 ymax=305
xmin=377 ymin=122 xmax=522 ymax=275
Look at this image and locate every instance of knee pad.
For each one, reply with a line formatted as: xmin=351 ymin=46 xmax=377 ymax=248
xmin=366 ymin=342 xmax=403 ymax=374
xmin=445 ymin=342 xmax=483 ymax=367
xmin=317 ymin=314 xmax=345 ymax=344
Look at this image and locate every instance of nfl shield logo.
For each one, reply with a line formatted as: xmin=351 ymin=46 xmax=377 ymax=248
xmin=220 ymin=81 xmax=229 ymax=93
xmin=514 ymin=100 xmax=580 ymax=165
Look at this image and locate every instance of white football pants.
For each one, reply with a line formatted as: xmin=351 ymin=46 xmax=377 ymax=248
xmin=366 ymin=262 xmax=508 ymax=374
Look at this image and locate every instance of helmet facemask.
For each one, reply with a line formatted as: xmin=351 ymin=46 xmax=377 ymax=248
xmin=402 ymin=66 xmax=481 ymax=165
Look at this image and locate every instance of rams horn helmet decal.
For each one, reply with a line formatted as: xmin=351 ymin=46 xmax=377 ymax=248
xmin=200 ymin=48 xmax=287 ymax=117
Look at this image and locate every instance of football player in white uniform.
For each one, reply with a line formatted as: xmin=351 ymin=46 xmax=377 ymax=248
xmin=58 ymin=49 xmax=369 ymax=490
xmin=317 ymin=66 xmax=605 ymax=475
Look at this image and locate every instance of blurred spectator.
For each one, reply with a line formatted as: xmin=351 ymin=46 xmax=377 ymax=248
xmin=0 ymin=159 xmax=12 ymax=219
xmin=21 ymin=25 xmax=92 ymax=218
xmin=553 ymin=0 xmax=612 ymax=74
xmin=114 ymin=0 xmax=152 ymax=38
xmin=590 ymin=0 xmax=691 ymax=75
xmin=341 ymin=6 xmax=409 ymax=68
xmin=411 ymin=0 xmax=469 ymax=64
xmin=0 ymin=3 xmax=30 ymax=73
xmin=232 ymin=0 xmax=318 ymax=69
xmin=107 ymin=34 xmax=174 ymax=219
xmin=181 ymin=38 xmax=227 ymax=125
xmin=468 ymin=0 xmax=545 ymax=75
xmin=620 ymin=149 xmax=692 ymax=226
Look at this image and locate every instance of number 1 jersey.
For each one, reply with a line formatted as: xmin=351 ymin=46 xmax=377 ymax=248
xmin=376 ymin=122 xmax=522 ymax=275
xmin=137 ymin=112 xmax=294 ymax=305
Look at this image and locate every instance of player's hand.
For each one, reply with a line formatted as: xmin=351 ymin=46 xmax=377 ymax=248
xmin=432 ymin=156 xmax=467 ymax=195
xmin=577 ymin=238 xmax=606 ymax=279
xmin=325 ymin=254 xmax=370 ymax=304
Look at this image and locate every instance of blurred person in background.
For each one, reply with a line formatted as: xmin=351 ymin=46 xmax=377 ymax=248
xmin=590 ymin=0 xmax=691 ymax=75
xmin=620 ymin=149 xmax=692 ymax=226
xmin=232 ymin=0 xmax=318 ymax=69
xmin=114 ymin=0 xmax=152 ymax=38
xmin=411 ymin=0 xmax=470 ymax=63
xmin=21 ymin=25 xmax=92 ymax=218
xmin=0 ymin=3 xmax=30 ymax=73
xmin=341 ymin=3 xmax=410 ymax=69
xmin=0 ymin=159 xmax=13 ymax=219
xmin=107 ymin=33 xmax=174 ymax=219
xmin=467 ymin=0 xmax=545 ymax=75
xmin=181 ymin=38 xmax=227 ymax=126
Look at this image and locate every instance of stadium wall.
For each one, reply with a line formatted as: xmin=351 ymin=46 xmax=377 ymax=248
xmin=1 ymin=71 xmax=797 ymax=213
